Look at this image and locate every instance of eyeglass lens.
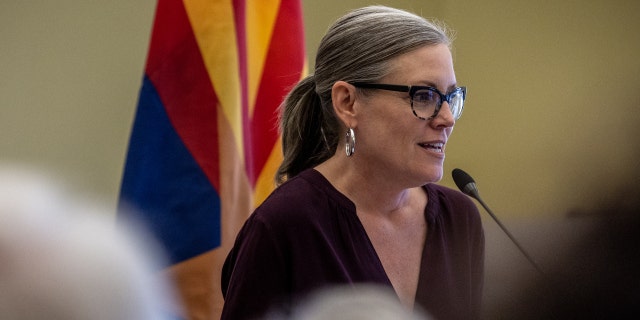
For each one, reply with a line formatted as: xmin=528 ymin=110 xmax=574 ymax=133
xmin=411 ymin=88 xmax=464 ymax=120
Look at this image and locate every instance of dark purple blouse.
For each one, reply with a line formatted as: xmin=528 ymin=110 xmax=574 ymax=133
xmin=221 ymin=169 xmax=484 ymax=320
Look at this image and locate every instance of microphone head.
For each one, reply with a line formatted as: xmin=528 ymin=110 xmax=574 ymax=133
xmin=452 ymin=168 xmax=479 ymax=198
xmin=452 ymin=168 xmax=474 ymax=189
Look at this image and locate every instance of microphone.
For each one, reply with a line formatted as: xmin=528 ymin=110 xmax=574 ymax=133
xmin=452 ymin=168 xmax=545 ymax=275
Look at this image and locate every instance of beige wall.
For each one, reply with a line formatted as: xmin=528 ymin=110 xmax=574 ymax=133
xmin=1 ymin=1 xmax=156 ymax=204
xmin=442 ymin=0 xmax=640 ymax=218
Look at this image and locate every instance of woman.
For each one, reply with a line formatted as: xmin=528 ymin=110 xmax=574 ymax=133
xmin=221 ymin=6 xmax=484 ymax=320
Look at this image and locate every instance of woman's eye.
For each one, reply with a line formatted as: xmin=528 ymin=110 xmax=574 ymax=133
xmin=413 ymin=90 xmax=437 ymax=104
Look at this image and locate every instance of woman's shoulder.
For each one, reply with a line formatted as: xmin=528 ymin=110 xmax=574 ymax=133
xmin=425 ymin=183 xmax=474 ymax=205
xmin=424 ymin=183 xmax=481 ymax=222
xmin=263 ymin=169 xmax=337 ymax=207
xmin=252 ymin=169 xmax=354 ymax=225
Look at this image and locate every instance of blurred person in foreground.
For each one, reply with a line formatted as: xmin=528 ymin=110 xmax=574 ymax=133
xmin=482 ymin=187 xmax=640 ymax=319
xmin=221 ymin=5 xmax=483 ymax=320
xmin=0 ymin=164 xmax=176 ymax=320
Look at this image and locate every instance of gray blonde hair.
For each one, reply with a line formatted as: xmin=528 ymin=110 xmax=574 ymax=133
xmin=276 ymin=6 xmax=453 ymax=184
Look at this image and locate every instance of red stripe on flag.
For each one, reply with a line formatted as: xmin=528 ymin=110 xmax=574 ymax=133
xmin=248 ymin=0 xmax=305 ymax=185
xmin=145 ymin=0 xmax=221 ymax=191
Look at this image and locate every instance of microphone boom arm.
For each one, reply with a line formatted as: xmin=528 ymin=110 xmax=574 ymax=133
xmin=474 ymin=193 xmax=545 ymax=276
xmin=452 ymin=168 xmax=545 ymax=276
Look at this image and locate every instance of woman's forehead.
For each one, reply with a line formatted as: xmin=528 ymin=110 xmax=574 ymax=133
xmin=384 ymin=44 xmax=456 ymax=86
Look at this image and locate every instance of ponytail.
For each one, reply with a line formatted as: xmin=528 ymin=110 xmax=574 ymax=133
xmin=276 ymin=75 xmax=339 ymax=185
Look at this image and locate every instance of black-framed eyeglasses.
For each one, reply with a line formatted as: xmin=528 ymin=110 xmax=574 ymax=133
xmin=350 ymin=82 xmax=466 ymax=120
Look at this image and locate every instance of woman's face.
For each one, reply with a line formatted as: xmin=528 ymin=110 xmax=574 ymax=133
xmin=354 ymin=43 xmax=457 ymax=185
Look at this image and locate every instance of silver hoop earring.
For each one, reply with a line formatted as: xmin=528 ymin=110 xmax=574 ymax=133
xmin=345 ymin=128 xmax=355 ymax=157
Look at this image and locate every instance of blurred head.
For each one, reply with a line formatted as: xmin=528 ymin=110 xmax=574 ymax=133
xmin=277 ymin=6 xmax=455 ymax=184
xmin=0 ymin=165 xmax=175 ymax=320
xmin=269 ymin=284 xmax=431 ymax=320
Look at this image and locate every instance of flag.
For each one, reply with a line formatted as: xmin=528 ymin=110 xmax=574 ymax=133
xmin=118 ymin=0 xmax=306 ymax=318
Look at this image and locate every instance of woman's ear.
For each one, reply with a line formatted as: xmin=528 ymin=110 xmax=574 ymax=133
xmin=331 ymin=80 xmax=358 ymax=128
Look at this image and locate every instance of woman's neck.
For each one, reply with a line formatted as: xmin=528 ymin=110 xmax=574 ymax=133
xmin=315 ymin=155 xmax=422 ymax=215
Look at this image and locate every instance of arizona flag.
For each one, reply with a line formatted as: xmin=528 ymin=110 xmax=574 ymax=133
xmin=118 ymin=0 xmax=305 ymax=319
